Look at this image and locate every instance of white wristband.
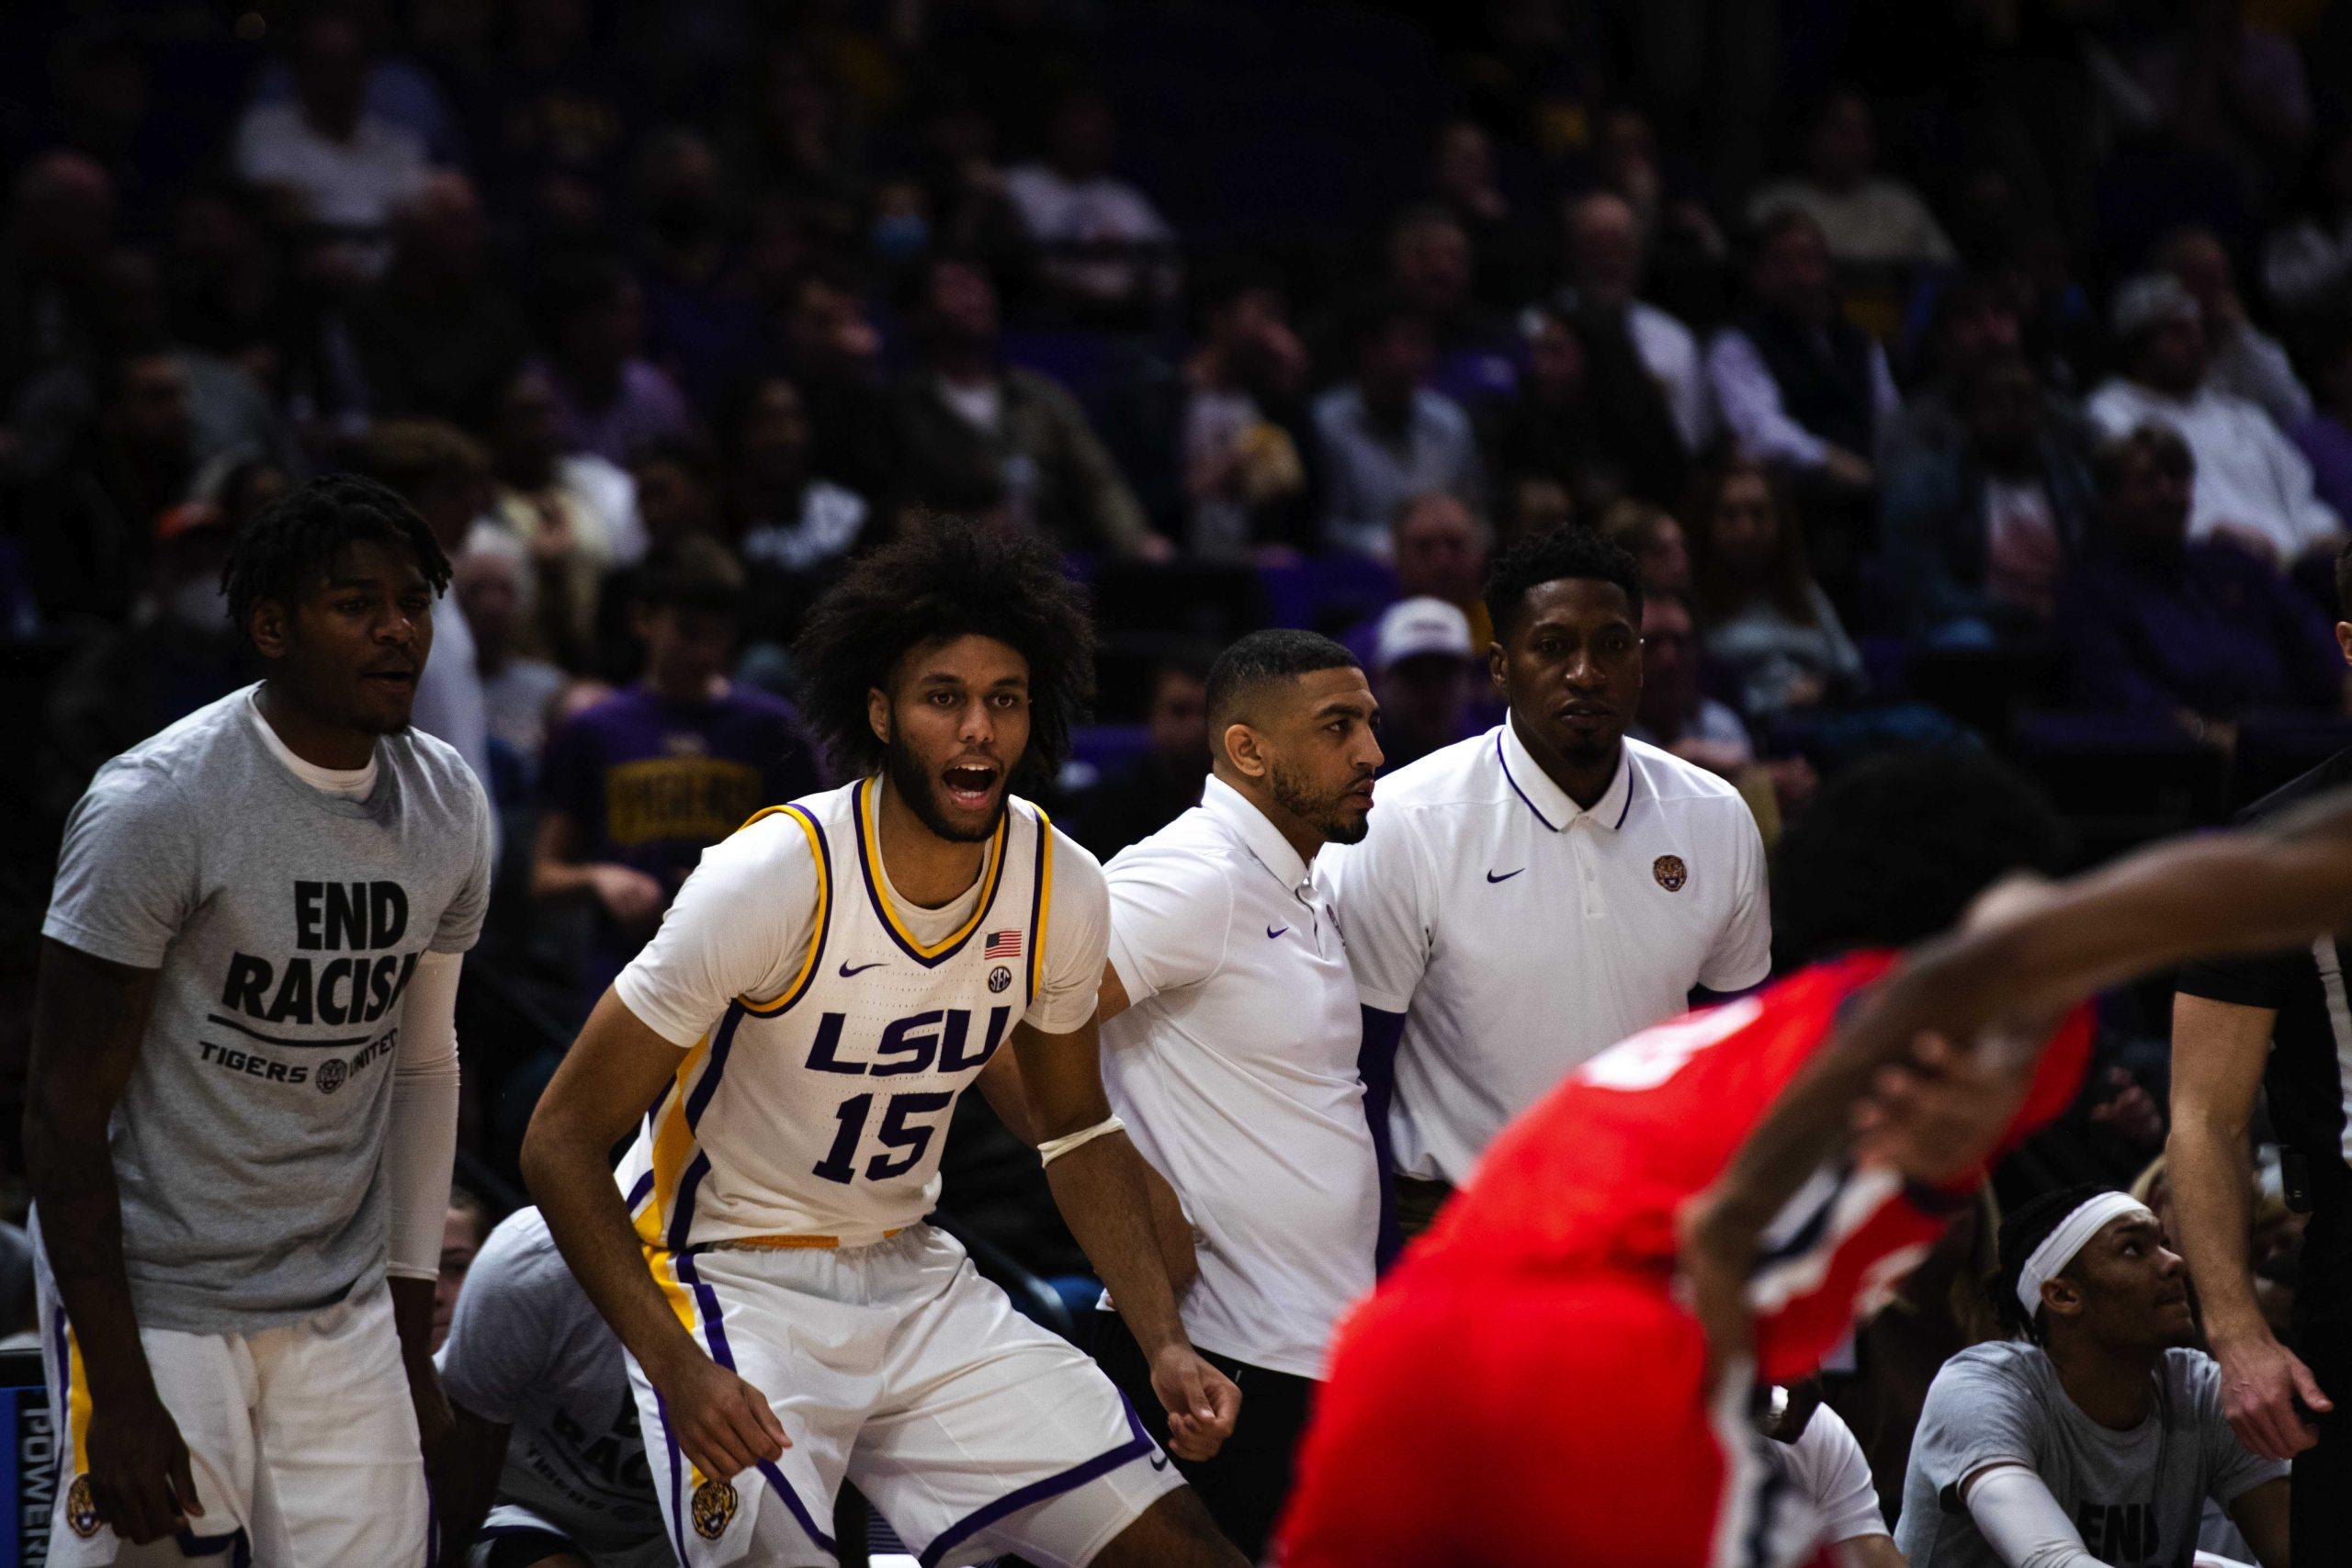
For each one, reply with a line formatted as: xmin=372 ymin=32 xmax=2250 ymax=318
xmin=1038 ymin=1115 xmax=1125 ymax=1167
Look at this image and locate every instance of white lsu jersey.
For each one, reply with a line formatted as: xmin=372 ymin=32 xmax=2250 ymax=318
xmin=615 ymin=776 xmax=1065 ymax=1278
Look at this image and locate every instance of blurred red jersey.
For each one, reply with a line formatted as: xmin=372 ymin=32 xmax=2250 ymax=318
xmin=1408 ymin=949 xmax=2095 ymax=1382
xmin=1275 ymin=954 xmax=2095 ymax=1568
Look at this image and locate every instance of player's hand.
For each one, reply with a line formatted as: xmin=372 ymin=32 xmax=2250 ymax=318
xmin=405 ymin=1352 xmax=455 ymax=1472
xmin=2215 ymin=1331 xmax=2334 ymax=1461
xmin=591 ymin=864 xmax=666 ymax=927
xmin=1849 ymin=1032 xmax=2036 ymax=1187
xmin=1149 ymin=1344 xmax=1240 ymax=1462
xmin=654 ymin=1352 xmax=790 ymax=1481
xmin=85 ymin=1384 xmax=203 ymax=1545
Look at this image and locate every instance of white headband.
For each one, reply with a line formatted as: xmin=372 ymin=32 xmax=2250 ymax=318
xmin=2017 ymin=1191 xmax=2155 ymax=1314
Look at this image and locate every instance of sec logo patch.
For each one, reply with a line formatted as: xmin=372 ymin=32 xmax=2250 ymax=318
xmin=1653 ymin=854 xmax=1688 ymax=893
xmin=692 ymin=1476 xmax=739 ymax=1540
xmin=67 ymin=1473 xmax=102 ymax=1537
xmin=989 ymin=964 xmax=1012 ymax=994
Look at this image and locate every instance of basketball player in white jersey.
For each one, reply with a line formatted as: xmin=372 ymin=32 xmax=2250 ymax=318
xmin=523 ymin=522 xmax=1248 ymax=1567
xmin=27 ymin=475 xmax=492 ymax=1562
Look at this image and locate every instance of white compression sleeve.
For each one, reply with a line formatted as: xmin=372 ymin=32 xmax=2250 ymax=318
xmin=1962 ymin=1465 xmax=2113 ymax=1568
xmin=386 ymin=950 xmax=463 ymax=1281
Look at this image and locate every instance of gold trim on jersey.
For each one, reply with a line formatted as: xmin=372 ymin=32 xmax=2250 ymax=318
xmin=854 ymin=774 xmax=1009 ymax=964
xmin=1028 ymin=803 xmax=1056 ymax=1005
xmin=635 ymin=1036 xmax=710 ymax=1332
xmin=703 ymin=1228 xmax=904 ymax=1252
xmin=64 ymin=1322 xmax=92 ymax=1473
xmin=731 ymin=802 xmax=832 ymax=1018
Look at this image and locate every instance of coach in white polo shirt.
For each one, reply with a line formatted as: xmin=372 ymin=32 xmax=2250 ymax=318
xmin=1090 ymin=628 xmax=1385 ymax=1559
xmin=1329 ymin=526 xmax=1771 ymax=1245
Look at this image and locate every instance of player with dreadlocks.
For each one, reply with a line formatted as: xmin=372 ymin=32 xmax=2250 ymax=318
xmin=525 ymin=521 xmax=1249 ymax=1567
xmin=28 ymin=473 xmax=494 ymax=1562
xmin=1892 ymin=1183 xmax=2290 ymax=1565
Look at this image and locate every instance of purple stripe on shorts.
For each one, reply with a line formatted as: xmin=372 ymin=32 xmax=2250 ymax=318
xmin=657 ymin=1390 xmax=691 ymax=1564
xmin=914 ymin=1393 xmax=1158 ymax=1567
xmin=671 ymin=1249 xmax=837 ymax=1553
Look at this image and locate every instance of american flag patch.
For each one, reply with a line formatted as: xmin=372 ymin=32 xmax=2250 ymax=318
xmin=984 ymin=930 xmax=1023 ymax=959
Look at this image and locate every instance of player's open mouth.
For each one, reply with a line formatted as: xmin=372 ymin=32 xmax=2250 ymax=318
xmin=942 ymin=762 xmax=998 ymax=807
xmin=365 ymin=667 xmax=416 ymax=688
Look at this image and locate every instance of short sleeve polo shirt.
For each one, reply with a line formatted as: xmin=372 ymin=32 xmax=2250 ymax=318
xmin=1325 ymin=719 xmax=1771 ymax=1184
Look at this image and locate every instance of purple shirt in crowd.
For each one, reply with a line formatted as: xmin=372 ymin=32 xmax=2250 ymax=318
xmin=2291 ymin=412 xmax=2352 ymax=527
xmin=541 ymin=682 xmax=822 ymax=976
xmin=2056 ymin=540 xmax=2342 ymax=718
xmin=541 ymin=358 xmax=700 ymax=468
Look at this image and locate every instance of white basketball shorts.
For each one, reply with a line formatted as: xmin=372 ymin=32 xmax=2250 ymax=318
xmin=630 ymin=1224 xmax=1182 ymax=1568
xmin=36 ymin=1267 xmax=430 ymax=1567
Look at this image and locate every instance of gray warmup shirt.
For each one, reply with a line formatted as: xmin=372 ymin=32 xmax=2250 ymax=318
xmin=436 ymin=1208 xmax=662 ymax=1555
xmin=1894 ymin=1341 xmax=2284 ymax=1567
xmin=42 ymin=685 xmax=492 ymax=1333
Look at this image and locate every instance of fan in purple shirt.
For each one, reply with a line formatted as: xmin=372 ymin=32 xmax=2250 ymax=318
xmin=2058 ymin=425 xmax=2344 ymax=736
xmin=533 ymin=537 xmax=822 ymax=992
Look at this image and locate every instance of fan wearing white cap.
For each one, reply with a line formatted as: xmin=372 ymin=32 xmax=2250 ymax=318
xmin=1894 ymin=1185 xmax=2290 ymax=1568
xmin=1370 ymin=596 xmax=1477 ymax=770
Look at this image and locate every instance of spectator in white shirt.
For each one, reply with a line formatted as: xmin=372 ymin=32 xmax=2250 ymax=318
xmin=1747 ymin=89 xmax=1957 ymax=271
xmin=1091 ymin=630 xmax=1384 ymax=1558
xmin=452 ymin=536 xmax=571 ymax=771
xmin=1560 ymin=190 xmax=1714 ymax=453
xmin=2086 ymin=274 xmax=2342 ymax=570
xmin=232 ymin=9 xmax=428 ymax=278
xmin=1707 ymin=209 xmax=1898 ymax=495
xmin=1310 ymin=301 xmax=1485 ymax=558
xmin=1002 ymin=85 xmax=1179 ymax=319
xmin=2158 ymin=226 xmax=2312 ymax=428
xmin=728 ymin=376 xmax=869 ymax=594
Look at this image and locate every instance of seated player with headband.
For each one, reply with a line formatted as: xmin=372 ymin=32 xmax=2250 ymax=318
xmin=1894 ymin=1185 xmax=2289 ymax=1567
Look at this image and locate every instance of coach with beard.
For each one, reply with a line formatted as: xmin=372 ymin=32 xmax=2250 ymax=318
xmin=1089 ymin=630 xmax=1385 ymax=1557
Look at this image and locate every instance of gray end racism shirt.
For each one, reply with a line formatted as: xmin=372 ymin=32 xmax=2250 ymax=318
xmin=42 ymin=685 xmax=492 ymax=1334
xmin=1894 ymin=1341 xmax=2284 ymax=1568
xmin=436 ymin=1208 xmax=662 ymax=1555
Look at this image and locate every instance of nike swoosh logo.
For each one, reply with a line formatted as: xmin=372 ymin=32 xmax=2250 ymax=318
xmin=1266 ymin=926 xmax=1288 ymax=940
xmin=1486 ymin=868 xmax=1524 ymax=884
xmin=838 ymin=961 xmax=887 ymax=977
xmin=1149 ymin=1453 xmax=1170 ymax=1471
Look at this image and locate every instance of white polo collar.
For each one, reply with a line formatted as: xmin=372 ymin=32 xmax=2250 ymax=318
xmin=1200 ymin=773 xmax=1315 ymax=896
xmin=1497 ymin=716 xmax=1634 ymax=833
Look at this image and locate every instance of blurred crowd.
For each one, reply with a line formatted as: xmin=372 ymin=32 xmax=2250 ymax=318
xmin=10 ymin=0 xmax=2352 ymax=1543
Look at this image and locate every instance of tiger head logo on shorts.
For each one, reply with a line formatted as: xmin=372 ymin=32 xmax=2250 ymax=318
xmin=66 ymin=1473 xmax=102 ymax=1538
xmin=1653 ymin=854 xmax=1688 ymax=893
xmin=692 ymin=1475 xmax=739 ymax=1540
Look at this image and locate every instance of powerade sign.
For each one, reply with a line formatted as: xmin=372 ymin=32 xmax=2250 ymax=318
xmin=2 ymin=1369 xmax=52 ymax=1567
